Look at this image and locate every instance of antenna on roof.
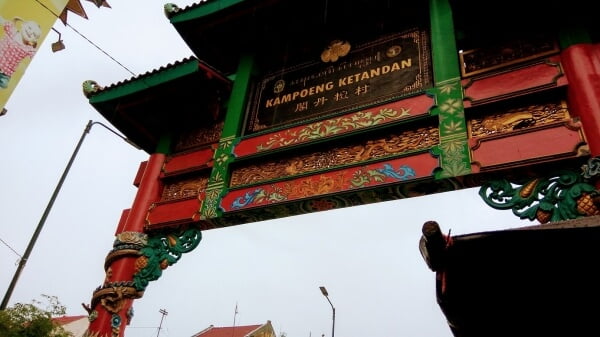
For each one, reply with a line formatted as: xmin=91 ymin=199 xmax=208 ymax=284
xmin=233 ymin=302 xmax=239 ymax=327
xmin=230 ymin=302 xmax=239 ymax=337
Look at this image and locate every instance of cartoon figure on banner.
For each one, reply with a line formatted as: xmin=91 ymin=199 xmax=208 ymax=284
xmin=0 ymin=16 xmax=42 ymax=89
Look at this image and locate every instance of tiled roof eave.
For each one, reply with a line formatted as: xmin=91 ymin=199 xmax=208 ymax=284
xmin=88 ymin=57 xmax=199 ymax=104
xmin=168 ymin=0 xmax=248 ymax=23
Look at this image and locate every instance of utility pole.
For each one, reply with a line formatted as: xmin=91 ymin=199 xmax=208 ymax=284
xmin=156 ymin=308 xmax=168 ymax=337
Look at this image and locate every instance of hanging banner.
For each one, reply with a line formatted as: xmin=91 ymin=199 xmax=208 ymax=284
xmin=0 ymin=0 xmax=68 ymax=114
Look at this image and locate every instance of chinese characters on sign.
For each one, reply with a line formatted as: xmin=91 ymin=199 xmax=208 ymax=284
xmin=245 ymin=29 xmax=432 ymax=134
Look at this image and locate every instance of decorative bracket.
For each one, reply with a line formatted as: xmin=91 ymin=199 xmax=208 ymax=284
xmin=479 ymin=157 xmax=600 ymax=223
xmin=133 ymin=227 xmax=202 ymax=291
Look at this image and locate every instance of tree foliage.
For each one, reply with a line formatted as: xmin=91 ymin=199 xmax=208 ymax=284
xmin=0 ymin=294 xmax=73 ymax=337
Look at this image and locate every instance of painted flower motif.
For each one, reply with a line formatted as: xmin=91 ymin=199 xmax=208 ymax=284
xmin=219 ymin=139 xmax=233 ymax=149
xmin=439 ymin=98 xmax=462 ymax=114
xmin=321 ymin=40 xmax=351 ymax=63
xmin=215 ymin=153 xmax=229 ymax=166
xmin=256 ymin=107 xmax=409 ymax=153
xmin=438 ymin=82 xmax=457 ymax=94
xmin=442 ymin=120 xmax=465 ymax=133
xmin=440 ymin=160 xmax=471 ymax=177
xmin=439 ymin=140 xmax=466 ymax=154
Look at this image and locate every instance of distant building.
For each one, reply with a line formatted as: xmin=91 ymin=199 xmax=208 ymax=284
xmin=53 ymin=315 xmax=88 ymax=337
xmin=191 ymin=321 xmax=276 ymax=337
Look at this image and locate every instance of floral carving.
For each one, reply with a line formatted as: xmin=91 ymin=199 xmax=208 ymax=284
xmin=227 ymin=161 xmax=419 ymax=210
xmin=256 ymin=108 xmax=410 ymax=152
xmin=231 ymin=126 xmax=437 ymax=187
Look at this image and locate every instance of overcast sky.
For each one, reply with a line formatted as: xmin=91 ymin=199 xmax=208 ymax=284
xmin=0 ymin=1 xmax=528 ymax=337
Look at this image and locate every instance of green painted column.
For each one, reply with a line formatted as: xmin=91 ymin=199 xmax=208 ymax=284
xmin=429 ymin=0 xmax=460 ymax=83
xmin=558 ymin=24 xmax=592 ymax=49
xmin=429 ymin=0 xmax=471 ymax=179
xmin=201 ymin=53 xmax=255 ymax=219
xmin=155 ymin=133 xmax=172 ymax=155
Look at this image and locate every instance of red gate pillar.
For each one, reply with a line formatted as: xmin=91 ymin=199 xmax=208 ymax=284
xmin=561 ymin=43 xmax=600 ymax=156
xmin=86 ymin=152 xmax=165 ymax=337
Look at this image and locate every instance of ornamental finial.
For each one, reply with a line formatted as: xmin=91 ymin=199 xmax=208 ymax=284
xmin=82 ymin=80 xmax=103 ymax=98
xmin=164 ymin=3 xmax=181 ymax=18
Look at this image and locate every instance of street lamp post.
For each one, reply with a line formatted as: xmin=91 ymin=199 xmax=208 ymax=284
xmin=0 ymin=120 xmax=139 ymax=310
xmin=319 ymin=286 xmax=335 ymax=337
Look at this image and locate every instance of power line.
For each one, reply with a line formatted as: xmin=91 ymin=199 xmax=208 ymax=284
xmin=33 ymin=0 xmax=137 ymax=77
xmin=0 ymin=236 xmax=22 ymax=259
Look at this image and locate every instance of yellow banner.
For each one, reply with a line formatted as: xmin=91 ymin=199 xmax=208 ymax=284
xmin=0 ymin=0 xmax=68 ymax=113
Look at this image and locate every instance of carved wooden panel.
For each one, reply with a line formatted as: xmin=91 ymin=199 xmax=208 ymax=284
xmin=230 ymin=125 xmax=438 ymax=188
xmin=469 ymin=101 xmax=570 ymax=138
xmin=460 ymin=37 xmax=559 ymax=78
xmin=221 ymin=152 xmax=439 ymax=212
xmin=468 ymin=100 xmax=588 ymax=171
xmin=173 ymin=121 xmax=224 ymax=152
xmin=161 ymin=176 xmax=209 ymax=202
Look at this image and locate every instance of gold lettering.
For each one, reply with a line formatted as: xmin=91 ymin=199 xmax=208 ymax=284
xmin=280 ymin=93 xmax=292 ymax=103
xmin=265 ymin=57 xmax=413 ymax=108
xmin=314 ymin=83 xmax=325 ymax=94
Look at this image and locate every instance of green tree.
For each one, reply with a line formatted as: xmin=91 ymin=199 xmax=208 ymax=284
xmin=0 ymin=294 xmax=73 ymax=337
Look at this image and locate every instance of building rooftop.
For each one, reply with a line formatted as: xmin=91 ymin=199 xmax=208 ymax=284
xmin=420 ymin=216 xmax=600 ymax=337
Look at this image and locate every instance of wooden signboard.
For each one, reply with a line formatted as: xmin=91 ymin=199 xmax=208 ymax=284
xmin=245 ymin=29 xmax=432 ymax=134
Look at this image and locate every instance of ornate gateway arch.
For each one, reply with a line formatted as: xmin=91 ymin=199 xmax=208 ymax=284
xmin=81 ymin=0 xmax=600 ymax=336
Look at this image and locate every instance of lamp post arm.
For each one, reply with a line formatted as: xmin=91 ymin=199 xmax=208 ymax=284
xmin=91 ymin=121 xmax=141 ymax=149
xmin=0 ymin=120 xmax=93 ymax=310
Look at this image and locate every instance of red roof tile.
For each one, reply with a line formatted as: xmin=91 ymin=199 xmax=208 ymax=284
xmin=192 ymin=324 xmax=262 ymax=337
xmin=52 ymin=315 xmax=87 ymax=325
